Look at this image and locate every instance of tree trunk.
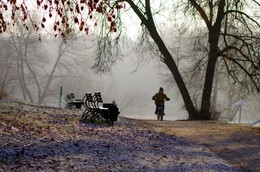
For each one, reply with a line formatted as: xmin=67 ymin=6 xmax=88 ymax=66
xmin=212 ymin=60 xmax=219 ymax=112
xmin=199 ymin=26 xmax=220 ymax=119
xmin=127 ymin=0 xmax=199 ymax=119
xmin=38 ymin=41 xmax=64 ymax=104
xmin=147 ymin=25 xmax=199 ymax=119
xmin=199 ymin=55 xmax=217 ymax=119
xmin=165 ymin=56 xmax=199 ymax=119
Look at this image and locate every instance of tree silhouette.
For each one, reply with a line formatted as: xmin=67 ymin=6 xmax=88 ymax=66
xmin=0 ymin=22 xmax=91 ymax=104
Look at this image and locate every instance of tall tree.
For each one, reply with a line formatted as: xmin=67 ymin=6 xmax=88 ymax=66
xmin=182 ymin=0 xmax=259 ymax=118
xmin=1 ymin=0 xmax=259 ymax=119
xmin=1 ymin=23 xmax=91 ymax=104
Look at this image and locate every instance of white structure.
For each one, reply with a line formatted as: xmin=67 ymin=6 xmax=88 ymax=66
xmin=234 ymin=99 xmax=246 ymax=123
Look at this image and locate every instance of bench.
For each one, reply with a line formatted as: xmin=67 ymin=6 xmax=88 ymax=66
xmin=81 ymin=92 xmax=120 ymax=125
xmin=65 ymin=93 xmax=83 ymax=109
xmin=81 ymin=92 xmax=96 ymax=120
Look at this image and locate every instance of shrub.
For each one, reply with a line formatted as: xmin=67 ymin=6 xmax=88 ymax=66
xmin=0 ymin=90 xmax=7 ymax=100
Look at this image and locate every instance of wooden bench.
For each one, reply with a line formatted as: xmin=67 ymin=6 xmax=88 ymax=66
xmin=81 ymin=92 xmax=120 ymax=125
xmin=65 ymin=93 xmax=83 ymax=109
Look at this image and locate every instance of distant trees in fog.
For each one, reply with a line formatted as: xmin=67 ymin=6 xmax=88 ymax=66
xmin=0 ymin=25 xmax=94 ymax=104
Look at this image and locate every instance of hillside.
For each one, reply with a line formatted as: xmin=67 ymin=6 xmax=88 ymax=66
xmin=0 ymin=97 xmax=257 ymax=171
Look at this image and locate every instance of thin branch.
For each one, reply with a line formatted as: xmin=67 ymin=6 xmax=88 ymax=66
xmin=225 ymin=10 xmax=260 ymax=28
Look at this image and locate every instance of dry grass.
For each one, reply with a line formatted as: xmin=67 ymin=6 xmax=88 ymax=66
xmin=142 ymin=120 xmax=260 ymax=172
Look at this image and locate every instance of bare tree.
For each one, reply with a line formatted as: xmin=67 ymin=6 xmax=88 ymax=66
xmin=2 ymin=22 xmax=93 ymax=104
xmin=123 ymin=0 xmax=259 ymax=119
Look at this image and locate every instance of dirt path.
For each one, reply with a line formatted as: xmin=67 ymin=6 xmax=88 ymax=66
xmin=141 ymin=119 xmax=260 ymax=172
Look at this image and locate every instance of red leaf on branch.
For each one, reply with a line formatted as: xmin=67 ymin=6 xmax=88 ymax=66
xmin=81 ymin=6 xmax=84 ymax=11
xmin=107 ymin=16 xmax=112 ymax=22
xmin=54 ymin=25 xmax=57 ymax=31
xmin=3 ymin=4 xmax=8 ymax=10
xmin=11 ymin=0 xmax=16 ymax=4
xmin=44 ymin=4 xmax=48 ymax=10
xmin=74 ymin=17 xmax=79 ymax=24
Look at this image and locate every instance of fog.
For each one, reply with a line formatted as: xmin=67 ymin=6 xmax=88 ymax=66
xmin=93 ymin=57 xmax=188 ymax=120
xmin=0 ymin=32 xmax=258 ymax=124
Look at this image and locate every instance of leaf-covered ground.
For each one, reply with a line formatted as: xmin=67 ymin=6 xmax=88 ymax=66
xmin=0 ymin=97 xmax=243 ymax=171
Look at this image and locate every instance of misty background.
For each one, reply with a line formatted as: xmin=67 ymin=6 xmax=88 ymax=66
xmin=0 ymin=6 xmax=259 ymax=124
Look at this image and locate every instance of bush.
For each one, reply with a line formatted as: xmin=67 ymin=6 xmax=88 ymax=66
xmin=0 ymin=90 xmax=7 ymax=100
